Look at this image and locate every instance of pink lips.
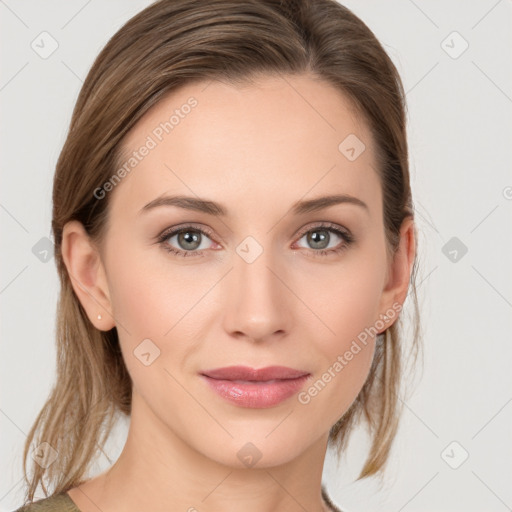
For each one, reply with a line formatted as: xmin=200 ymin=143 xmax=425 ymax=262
xmin=200 ymin=365 xmax=311 ymax=408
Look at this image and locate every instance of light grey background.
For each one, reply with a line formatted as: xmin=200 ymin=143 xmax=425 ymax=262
xmin=1 ymin=1 xmax=511 ymax=511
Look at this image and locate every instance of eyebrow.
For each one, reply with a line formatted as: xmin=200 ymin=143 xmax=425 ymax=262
xmin=139 ymin=193 xmax=369 ymax=217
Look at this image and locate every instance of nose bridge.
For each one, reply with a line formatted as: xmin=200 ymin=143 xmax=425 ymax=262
xmin=223 ymin=235 xmax=289 ymax=340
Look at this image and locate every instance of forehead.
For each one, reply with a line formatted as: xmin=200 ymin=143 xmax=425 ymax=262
xmin=109 ymin=74 xmax=380 ymax=220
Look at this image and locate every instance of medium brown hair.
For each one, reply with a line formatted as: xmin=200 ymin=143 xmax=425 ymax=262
xmin=20 ymin=0 xmax=422 ymax=504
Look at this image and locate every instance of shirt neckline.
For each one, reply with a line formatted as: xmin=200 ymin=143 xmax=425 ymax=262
xmin=62 ymin=487 xmax=341 ymax=512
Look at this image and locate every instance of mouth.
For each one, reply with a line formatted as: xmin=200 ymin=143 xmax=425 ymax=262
xmin=199 ymin=365 xmax=311 ymax=408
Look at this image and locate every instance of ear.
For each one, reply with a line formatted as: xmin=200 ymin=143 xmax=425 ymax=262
xmin=376 ymin=216 xmax=416 ymax=332
xmin=61 ymin=220 xmax=115 ymax=331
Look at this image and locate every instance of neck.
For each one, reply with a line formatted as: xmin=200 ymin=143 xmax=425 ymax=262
xmin=75 ymin=388 xmax=332 ymax=512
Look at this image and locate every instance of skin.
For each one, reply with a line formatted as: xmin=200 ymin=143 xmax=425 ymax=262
xmin=62 ymin=73 xmax=415 ymax=512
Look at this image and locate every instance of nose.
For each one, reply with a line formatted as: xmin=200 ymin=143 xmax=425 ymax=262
xmin=222 ymin=242 xmax=292 ymax=343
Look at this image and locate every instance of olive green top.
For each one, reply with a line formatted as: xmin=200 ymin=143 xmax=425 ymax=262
xmin=13 ymin=493 xmax=79 ymax=512
xmin=14 ymin=485 xmax=343 ymax=511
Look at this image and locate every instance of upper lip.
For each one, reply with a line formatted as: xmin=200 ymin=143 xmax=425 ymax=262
xmin=200 ymin=365 xmax=309 ymax=381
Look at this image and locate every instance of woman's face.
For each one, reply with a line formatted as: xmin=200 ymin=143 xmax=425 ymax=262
xmin=76 ymin=74 xmax=410 ymax=468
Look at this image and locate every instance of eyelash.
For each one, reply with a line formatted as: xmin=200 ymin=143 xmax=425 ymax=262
xmin=156 ymin=222 xmax=354 ymax=259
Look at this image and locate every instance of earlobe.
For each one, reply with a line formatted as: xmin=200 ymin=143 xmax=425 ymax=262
xmin=377 ymin=216 xmax=416 ymax=332
xmin=61 ymin=220 xmax=115 ymax=331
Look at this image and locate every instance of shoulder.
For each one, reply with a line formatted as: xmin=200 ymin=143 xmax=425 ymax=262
xmin=13 ymin=493 xmax=80 ymax=512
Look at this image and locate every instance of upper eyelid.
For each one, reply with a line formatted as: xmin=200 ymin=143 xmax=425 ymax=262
xmin=295 ymin=222 xmax=349 ymax=238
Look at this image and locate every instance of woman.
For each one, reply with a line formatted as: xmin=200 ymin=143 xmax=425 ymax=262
xmin=16 ymin=0 xmax=421 ymax=510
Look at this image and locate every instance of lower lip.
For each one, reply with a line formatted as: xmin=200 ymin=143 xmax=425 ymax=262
xmin=200 ymin=375 xmax=310 ymax=408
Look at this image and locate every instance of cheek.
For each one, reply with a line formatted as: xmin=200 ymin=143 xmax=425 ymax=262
xmin=297 ymin=246 xmax=386 ymax=352
xmin=298 ymin=338 xmax=376 ymax=432
xmin=292 ymin=246 xmax=384 ymax=418
xmin=105 ymin=251 xmax=201 ymax=404
xmin=109 ymin=266 xmax=172 ymax=335
xmin=106 ymin=240 xmax=197 ymax=335
xmin=105 ymin=245 xmax=217 ymax=373
xmin=297 ymin=265 xmax=382 ymax=423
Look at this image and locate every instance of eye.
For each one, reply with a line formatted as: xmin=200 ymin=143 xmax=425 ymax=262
xmin=293 ymin=222 xmax=354 ymax=257
xmin=157 ymin=224 xmax=217 ymax=258
xmin=156 ymin=222 xmax=354 ymax=258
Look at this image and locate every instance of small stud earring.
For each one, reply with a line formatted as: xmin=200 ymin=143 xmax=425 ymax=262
xmin=97 ymin=314 xmax=102 ymax=320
